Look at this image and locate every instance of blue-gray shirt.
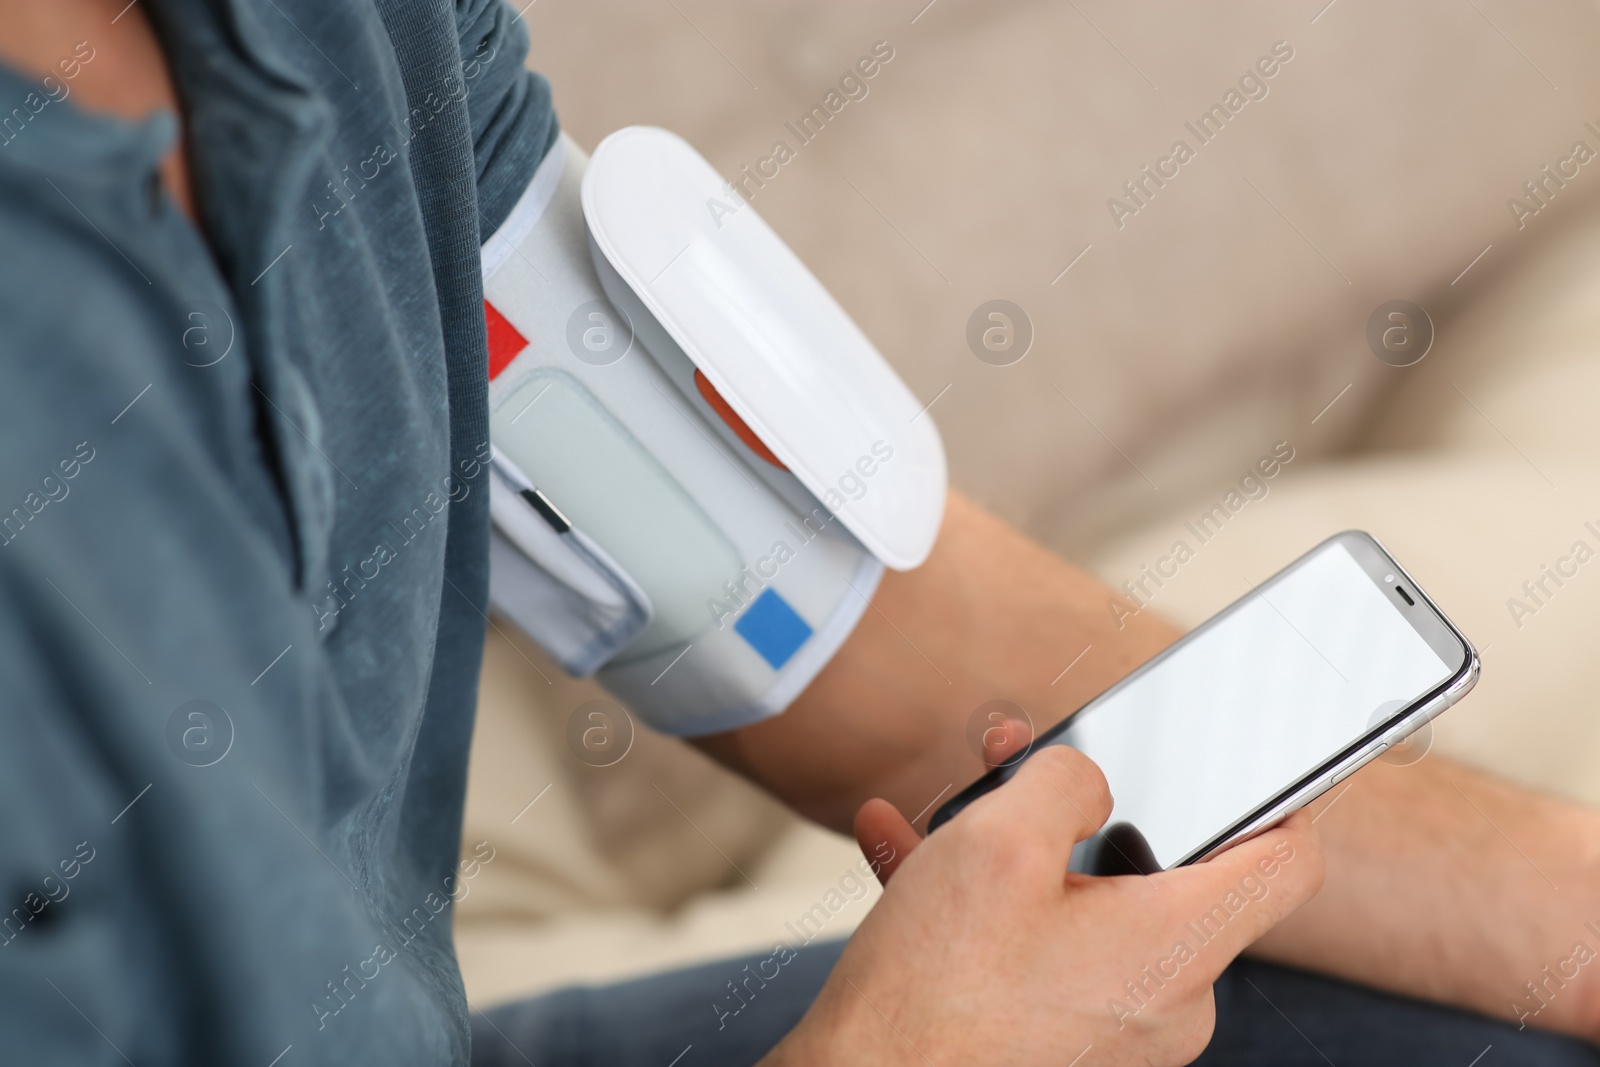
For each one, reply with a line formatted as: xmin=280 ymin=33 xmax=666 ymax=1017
xmin=0 ymin=1 xmax=555 ymax=1061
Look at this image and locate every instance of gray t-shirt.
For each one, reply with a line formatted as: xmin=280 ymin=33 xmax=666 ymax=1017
xmin=0 ymin=0 xmax=555 ymax=1061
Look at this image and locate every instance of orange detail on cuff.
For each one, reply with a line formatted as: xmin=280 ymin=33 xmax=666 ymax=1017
xmin=693 ymin=369 xmax=786 ymax=470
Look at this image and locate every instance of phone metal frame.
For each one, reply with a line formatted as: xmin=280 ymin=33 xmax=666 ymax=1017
xmin=929 ymin=531 xmax=1480 ymax=869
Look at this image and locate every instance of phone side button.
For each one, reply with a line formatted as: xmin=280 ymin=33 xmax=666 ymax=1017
xmin=1332 ymin=743 xmax=1388 ymax=786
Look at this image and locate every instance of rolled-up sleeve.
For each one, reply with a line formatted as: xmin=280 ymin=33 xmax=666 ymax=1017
xmin=456 ymin=0 xmax=561 ymax=240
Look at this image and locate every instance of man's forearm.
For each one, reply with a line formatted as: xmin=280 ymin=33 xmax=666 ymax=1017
xmin=1257 ymin=752 xmax=1600 ymax=1042
xmin=698 ymin=489 xmax=1600 ymax=1041
xmin=695 ymin=491 xmax=1178 ymax=832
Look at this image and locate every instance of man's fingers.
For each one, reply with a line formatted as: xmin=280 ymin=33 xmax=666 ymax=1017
xmin=854 ymin=798 xmax=921 ymax=885
xmin=984 ymin=744 xmax=1114 ymax=853
xmin=1146 ymin=812 xmax=1325 ymax=971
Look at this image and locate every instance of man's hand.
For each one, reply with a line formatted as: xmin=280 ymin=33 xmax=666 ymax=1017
xmin=763 ymin=747 xmax=1325 ymax=1067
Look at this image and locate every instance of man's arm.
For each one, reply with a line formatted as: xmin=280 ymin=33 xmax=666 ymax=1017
xmin=1256 ymin=753 xmax=1600 ymax=1041
xmin=697 ymin=490 xmax=1600 ymax=1043
xmin=695 ymin=492 xmax=1179 ymax=833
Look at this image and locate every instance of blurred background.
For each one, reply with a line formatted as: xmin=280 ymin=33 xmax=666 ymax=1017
xmin=457 ymin=0 xmax=1600 ymax=1005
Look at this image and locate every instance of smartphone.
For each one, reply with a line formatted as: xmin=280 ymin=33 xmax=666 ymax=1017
xmin=928 ymin=531 xmax=1478 ymax=873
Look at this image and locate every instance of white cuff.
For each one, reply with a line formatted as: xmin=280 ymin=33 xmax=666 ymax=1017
xmin=480 ymin=131 xmax=939 ymax=736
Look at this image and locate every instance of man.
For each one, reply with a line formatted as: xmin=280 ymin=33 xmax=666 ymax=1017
xmin=1 ymin=1 xmax=1596 ymax=1064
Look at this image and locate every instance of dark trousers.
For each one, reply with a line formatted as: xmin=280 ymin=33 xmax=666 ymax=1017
xmin=472 ymin=939 xmax=1600 ymax=1066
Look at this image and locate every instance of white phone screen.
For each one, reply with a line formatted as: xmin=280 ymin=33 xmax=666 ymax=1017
xmin=1061 ymin=540 xmax=1455 ymax=870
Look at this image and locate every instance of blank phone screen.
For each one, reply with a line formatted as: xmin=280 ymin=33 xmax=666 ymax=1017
xmin=1058 ymin=539 xmax=1457 ymax=871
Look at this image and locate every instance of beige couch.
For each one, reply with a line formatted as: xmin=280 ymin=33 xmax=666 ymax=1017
xmin=456 ymin=0 xmax=1600 ymax=1005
